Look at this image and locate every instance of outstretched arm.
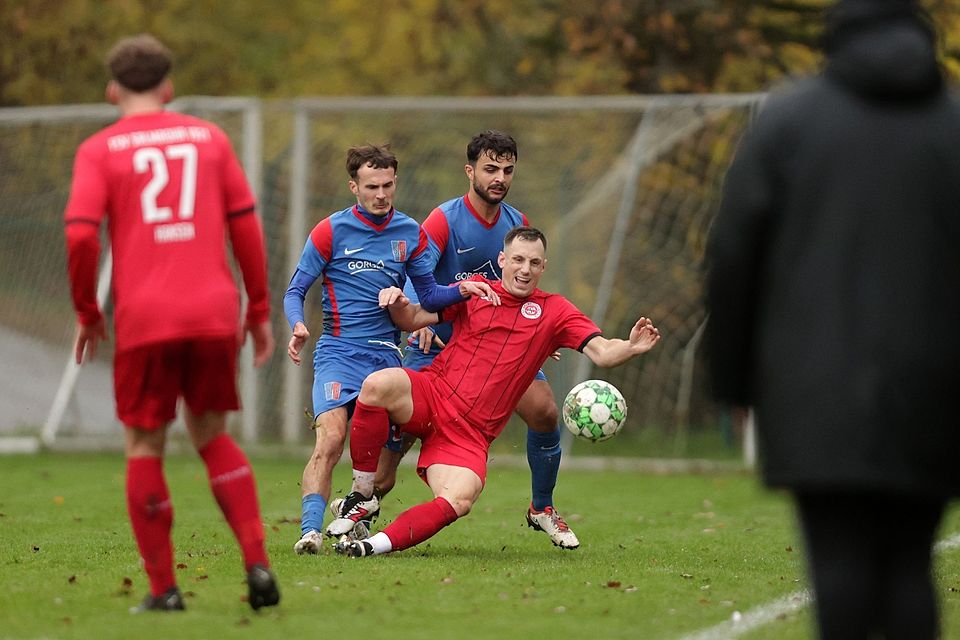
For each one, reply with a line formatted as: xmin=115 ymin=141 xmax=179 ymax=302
xmin=409 ymin=271 xmax=501 ymax=311
xmin=581 ymin=317 xmax=661 ymax=368
xmin=379 ymin=287 xmax=440 ymax=331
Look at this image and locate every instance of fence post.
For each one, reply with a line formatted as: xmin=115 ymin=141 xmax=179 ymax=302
xmin=282 ymin=104 xmax=311 ymax=445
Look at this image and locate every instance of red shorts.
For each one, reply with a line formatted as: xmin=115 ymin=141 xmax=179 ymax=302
xmin=113 ymin=337 xmax=240 ymax=429
xmin=399 ymin=369 xmax=490 ymax=485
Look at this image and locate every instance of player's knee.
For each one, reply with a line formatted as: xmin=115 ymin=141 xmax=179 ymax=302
xmin=526 ymin=402 xmax=559 ymax=433
xmin=312 ymin=433 xmax=345 ymax=466
xmin=446 ymin=496 xmax=474 ymax=517
xmin=358 ymin=370 xmax=396 ymax=405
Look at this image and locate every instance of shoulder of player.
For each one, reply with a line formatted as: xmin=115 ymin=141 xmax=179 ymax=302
xmin=540 ymin=289 xmax=577 ymax=306
xmin=436 ymin=196 xmax=464 ymax=214
xmin=387 ymin=209 xmax=420 ymax=229
xmin=528 ymin=289 xmax=579 ymax=316
xmin=499 ymin=201 xmax=526 ymax=224
xmin=323 ymin=206 xmax=357 ymax=228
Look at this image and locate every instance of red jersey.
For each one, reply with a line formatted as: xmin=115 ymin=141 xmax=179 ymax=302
xmin=64 ymin=111 xmax=268 ymax=351
xmin=427 ymin=278 xmax=601 ymax=440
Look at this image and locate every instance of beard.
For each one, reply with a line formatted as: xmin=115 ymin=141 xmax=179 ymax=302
xmin=472 ymin=180 xmax=508 ymax=205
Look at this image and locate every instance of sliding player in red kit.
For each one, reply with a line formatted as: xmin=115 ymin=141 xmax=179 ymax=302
xmin=329 ymin=226 xmax=661 ymax=556
xmin=64 ymin=34 xmax=279 ymax=611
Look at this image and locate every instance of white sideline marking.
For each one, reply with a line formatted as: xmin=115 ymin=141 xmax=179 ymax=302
xmin=678 ymin=532 xmax=960 ymax=640
xmin=678 ymin=590 xmax=811 ymax=640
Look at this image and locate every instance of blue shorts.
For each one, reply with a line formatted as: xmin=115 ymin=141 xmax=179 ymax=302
xmin=312 ymin=337 xmax=402 ymax=419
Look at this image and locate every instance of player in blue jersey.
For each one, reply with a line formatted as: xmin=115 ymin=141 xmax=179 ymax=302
xmin=284 ymin=144 xmax=496 ymax=554
xmin=369 ymin=130 xmax=583 ymax=549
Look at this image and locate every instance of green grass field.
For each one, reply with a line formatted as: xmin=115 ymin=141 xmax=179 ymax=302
xmin=1 ymin=452 xmax=958 ymax=640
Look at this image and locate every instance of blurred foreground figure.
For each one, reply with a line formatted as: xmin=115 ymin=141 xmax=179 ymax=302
xmin=64 ymin=34 xmax=279 ymax=612
xmin=706 ymin=2 xmax=959 ymax=638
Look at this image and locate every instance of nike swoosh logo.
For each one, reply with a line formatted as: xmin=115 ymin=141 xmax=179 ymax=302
xmin=344 ymin=247 xmax=364 ymax=256
xmin=456 ymin=247 xmax=476 ymax=254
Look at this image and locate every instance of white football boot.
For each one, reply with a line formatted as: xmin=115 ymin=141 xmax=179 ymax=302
xmin=293 ymin=529 xmax=324 ymax=555
xmin=325 ymin=491 xmax=380 ymax=537
xmin=526 ymin=505 xmax=581 ymax=549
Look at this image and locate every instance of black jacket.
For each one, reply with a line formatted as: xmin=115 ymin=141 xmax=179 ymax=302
xmin=706 ymin=5 xmax=960 ymax=497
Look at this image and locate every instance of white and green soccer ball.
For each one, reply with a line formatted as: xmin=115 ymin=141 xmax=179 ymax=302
xmin=562 ymin=379 xmax=628 ymax=442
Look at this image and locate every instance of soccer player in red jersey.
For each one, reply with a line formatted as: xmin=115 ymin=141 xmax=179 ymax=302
xmin=331 ymin=226 xmax=661 ymax=556
xmin=63 ymin=34 xmax=279 ymax=611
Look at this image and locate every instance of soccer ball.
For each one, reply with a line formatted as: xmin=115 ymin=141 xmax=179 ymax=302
xmin=562 ymin=379 xmax=628 ymax=442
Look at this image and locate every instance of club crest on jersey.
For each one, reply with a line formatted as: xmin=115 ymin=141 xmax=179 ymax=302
xmin=521 ymin=302 xmax=542 ymax=320
xmin=324 ymin=381 xmax=342 ymax=401
xmin=391 ymin=240 xmax=407 ymax=262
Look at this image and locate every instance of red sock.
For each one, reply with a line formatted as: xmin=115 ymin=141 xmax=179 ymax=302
xmin=383 ymin=497 xmax=459 ymax=551
xmin=350 ymin=400 xmax=391 ymax=473
xmin=199 ymin=434 xmax=268 ymax=571
xmin=126 ymin=456 xmax=175 ymax=597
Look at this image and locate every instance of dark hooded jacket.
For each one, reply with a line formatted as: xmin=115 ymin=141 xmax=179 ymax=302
xmin=706 ymin=1 xmax=960 ymax=497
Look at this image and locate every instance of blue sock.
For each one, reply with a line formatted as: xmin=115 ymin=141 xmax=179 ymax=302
xmin=301 ymin=493 xmax=327 ymax=536
xmin=527 ymin=427 xmax=561 ymax=511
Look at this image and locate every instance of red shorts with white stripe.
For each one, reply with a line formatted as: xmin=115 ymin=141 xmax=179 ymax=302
xmin=399 ymin=368 xmax=489 ymax=485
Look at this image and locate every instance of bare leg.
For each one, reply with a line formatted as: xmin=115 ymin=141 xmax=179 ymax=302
xmin=516 ymin=379 xmax=579 ymax=549
xmin=344 ymin=464 xmax=482 ymax=556
xmin=297 ymin=407 xmax=348 ymax=540
xmin=374 ymin=432 xmax=417 ymax=497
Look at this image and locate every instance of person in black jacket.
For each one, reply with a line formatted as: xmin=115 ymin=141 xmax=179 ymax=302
xmin=706 ymin=1 xmax=959 ymax=638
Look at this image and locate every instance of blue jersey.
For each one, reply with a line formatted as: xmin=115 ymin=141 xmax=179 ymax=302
xmin=406 ymin=194 xmax=528 ymax=350
xmin=286 ymin=205 xmax=433 ymax=342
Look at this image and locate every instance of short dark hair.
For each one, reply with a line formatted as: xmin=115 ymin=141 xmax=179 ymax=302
xmin=504 ymin=225 xmax=546 ymax=251
xmin=467 ymin=130 xmax=518 ymax=165
xmin=106 ymin=34 xmax=173 ymax=92
xmin=346 ymin=144 xmax=398 ymax=180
